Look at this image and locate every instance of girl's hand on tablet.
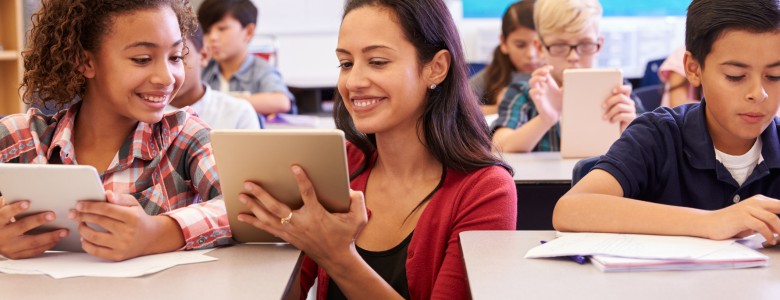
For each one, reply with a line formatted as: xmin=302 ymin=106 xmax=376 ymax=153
xmin=71 ymin=191 xmax=184 ymax=261
xmin=238 ymin=165 xmax=368 ymax=269
xmin=0 ymin=200 xmax=67 ymax=259
xmin=529 ymin=66 xmax=563 ymax=124
xmin=602 ymin=84 xmax=637 ymax=132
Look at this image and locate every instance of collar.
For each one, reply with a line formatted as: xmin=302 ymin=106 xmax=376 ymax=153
xmin=46 ymin=101 xmax=169 ymax=169
xmin=203 ymin=54 xmax=256 ymax=83
xmin=683 ymin=99 xmax=780 ymax=170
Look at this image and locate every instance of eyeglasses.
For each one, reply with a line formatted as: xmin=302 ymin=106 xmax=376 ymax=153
xmin=540 ymin=38 xmax=601 ymax=57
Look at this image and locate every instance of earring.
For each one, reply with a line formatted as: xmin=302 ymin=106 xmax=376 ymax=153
xmin=429 ymin=83 xmax=437 ymax=90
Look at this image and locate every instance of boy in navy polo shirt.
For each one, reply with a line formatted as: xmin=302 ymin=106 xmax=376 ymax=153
xmin=198 ymin=0 xmax=296 ymax=115
xmin=553 ymin=0 xmax=780 ymax=246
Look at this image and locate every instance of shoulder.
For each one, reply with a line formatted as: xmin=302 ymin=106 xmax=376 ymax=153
xmin=159 ymin=108 xmax=211 ymax=140
xmin=452 ymin=166 xmax=515 ymax=193
xmin=0 ymin=110 xmax=58 ymax=139
xmin=210 ymin=89 xmax=255 ymax=111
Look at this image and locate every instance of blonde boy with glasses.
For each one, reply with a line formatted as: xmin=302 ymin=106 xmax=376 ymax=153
xmin=491 ymin=0 xmax=644 ymax=153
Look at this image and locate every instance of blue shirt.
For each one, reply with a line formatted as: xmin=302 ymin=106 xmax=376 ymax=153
xmin=202 ymin=55 xmax=296 ymax=113
xmin=595 ymin=101 xmax=780 ymax=210
xmin=491 ymin=80 xmax=646 ymax=152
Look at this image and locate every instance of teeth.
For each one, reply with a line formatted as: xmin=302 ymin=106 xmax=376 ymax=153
xmin=353 ymin=98 xmax=379 ymax=107
xmin=141 ymin=95 xmax=167 ymax=103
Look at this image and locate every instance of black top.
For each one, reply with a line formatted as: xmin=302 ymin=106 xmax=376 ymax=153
xmin=326 ymin=232 xmax=414 ymax=300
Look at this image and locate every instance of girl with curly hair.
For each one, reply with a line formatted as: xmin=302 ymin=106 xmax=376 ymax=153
xmin=0 ymin=0 xmax=230 ymax=261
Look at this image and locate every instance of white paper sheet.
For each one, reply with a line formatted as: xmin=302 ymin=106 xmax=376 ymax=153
xmin=525 ymin=232 xmax=736 ymax=260
xmin=0 ymin=249 xmax=217 ymax=279
xmin=590 ymin=242 xmax=769 ymax=272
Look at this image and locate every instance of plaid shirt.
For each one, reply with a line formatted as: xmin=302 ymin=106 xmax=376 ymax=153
xmin=491 ymin=81 xmax=561 ymax=152
xmin=0 ymin=102 xmax=231 ymax=249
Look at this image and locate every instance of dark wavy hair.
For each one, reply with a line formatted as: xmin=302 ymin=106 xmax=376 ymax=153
xmin=197 ymin=0 xmax=258 ymax=33
xmin=483 ymin=0 xmax=535 ymax=105
xmin=21 ymin=0 xmax=196 ymax=108
xmin=686 ymin=0 xmax=780 ymax=69
xmin=335 ymin=0 xmax=513 ymax=178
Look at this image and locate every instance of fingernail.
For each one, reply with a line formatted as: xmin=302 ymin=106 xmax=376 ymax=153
xmin=292 ymin=166 xmax=302 ymax=174
xmin=68 ymin=210 xmax=76 ymax=220
xmin=238 ymin=195 xmax=247 ymax=204
xmin=19 ymin=201 xmax=29 ymax=209
xmin=59 ymin=230 xmax=67 ymax=238
xmin=76 ymin=203 xmax=84 ymax=210
xmin=45 ymin=213 xmax=55 ymax=221
xmin=243 ymin=182 xmax=253 ymax=191
xmin=237 ymin=215 xmax=245 ymax=222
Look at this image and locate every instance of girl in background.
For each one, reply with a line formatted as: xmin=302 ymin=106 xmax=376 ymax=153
xmin=469 ymin=0 xmax=541 ymax=115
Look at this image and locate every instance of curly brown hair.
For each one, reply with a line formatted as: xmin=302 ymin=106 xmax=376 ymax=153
xmin=21 ymin=0 xmax=197 ymax=108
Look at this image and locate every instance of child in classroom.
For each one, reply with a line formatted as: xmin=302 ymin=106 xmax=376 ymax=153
xmin=490 ymin=0 xmax=644 ymax=153
xmin=553 ymin=0 xmax=780 ymax=246
xmin=165 ymin=26 xmax=262 ymax=130
xmin=197 ymin=0 xmax=296 ymax=115
xmin=469 ymin=0 xmax=541 ymax=115
xmin=235 ymin=0 xmax=517 ymax=298
xmin=0 ymin=0 xmax=230 ymax=261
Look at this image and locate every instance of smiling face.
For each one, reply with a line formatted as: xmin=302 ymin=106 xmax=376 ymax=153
xmin=82 ymin=6 xmax=184 ymax=124
xmin=336 ymin=6 xmax=432 ymax=135
xmin=500 ymin=26 xmax=541 ymax=73
xmin=686 ymin=29 xmax=780 ymax=154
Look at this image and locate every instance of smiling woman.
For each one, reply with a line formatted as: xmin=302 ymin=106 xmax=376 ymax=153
xmin=0 ymin=0 xmax=231 ymax=261
xmin=234 ymin=0 xmax=517 ymax=299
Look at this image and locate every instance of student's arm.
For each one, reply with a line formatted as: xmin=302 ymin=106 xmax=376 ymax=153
xmin=480 ymin=104 xmax=498 ymax=115
xmin=492 ymin=67 xmax=561 ymax=152
xmin=241 ymin=92 xmax=292 ymax=115
xmin=554 ymin=169 xmax=780 ymax=245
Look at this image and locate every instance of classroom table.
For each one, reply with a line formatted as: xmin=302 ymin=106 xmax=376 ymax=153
xmin=0 ymin=244 xmax=303 ymax=300
xmin=460 ymin=230 xmax=780 ymax=300
xmin=499 ymin=152 xmax=580 ymax=230
xmin=286 ymin=75 xmax=337 ymax=114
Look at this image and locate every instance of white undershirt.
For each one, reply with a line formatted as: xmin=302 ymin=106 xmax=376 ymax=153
xmin=714 ymin=137 xmax=763 ymax=186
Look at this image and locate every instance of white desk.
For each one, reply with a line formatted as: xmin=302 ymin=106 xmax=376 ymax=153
xmin=500 ymin=152 xmax=580 ymax=230
xmin=460 ymin=231 xmax=780 ymax=300
xmin=0 ymin=244 xmax=302 ymax=300
xmin=499 ymin=152 xmax=579 ymax=183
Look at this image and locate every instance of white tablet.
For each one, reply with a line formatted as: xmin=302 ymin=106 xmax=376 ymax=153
xmin=210 ymin=129 xmax=351 ymax=243
xmin=0 ymin=164 xmax=106 ymax=252
xmin=560 ymin=68 xmax=623 ymax=158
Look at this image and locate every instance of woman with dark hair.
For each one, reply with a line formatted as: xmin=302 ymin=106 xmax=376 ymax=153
xmin=237 ymin=0 xmax=517 ymax=298
xmin=470 ymin=0 xmax=541 ymax=115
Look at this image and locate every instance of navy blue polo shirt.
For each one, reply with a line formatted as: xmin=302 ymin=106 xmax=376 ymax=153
xmin=594 ymin=100 xmax=780 ymax=210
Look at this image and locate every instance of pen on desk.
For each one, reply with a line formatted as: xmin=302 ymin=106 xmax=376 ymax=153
xmin=540 ymin=240 xmax=589 ymax=264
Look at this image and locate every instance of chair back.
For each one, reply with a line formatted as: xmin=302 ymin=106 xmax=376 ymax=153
xmin=633 ymin=84 xmax=664 ymax=111
xmin=572 ymin=156 xmax=601 ymax=186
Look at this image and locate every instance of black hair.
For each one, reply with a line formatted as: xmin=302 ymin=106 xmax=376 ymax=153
xmin=686 ymin=0 xmax=780 ymax=68
xmin=197 ymin=0 xmax=257 ymax=33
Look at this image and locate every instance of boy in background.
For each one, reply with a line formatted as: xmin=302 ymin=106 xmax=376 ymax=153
xmin=553 ymin=0 xmax=780 ymax=246
xmin=167 ymin=26 xmax=262 ymax=129
xmin=491 ymin=0 xmax=643 ymax=152
xmin=198 ymin=0 xmax=296 ymax=115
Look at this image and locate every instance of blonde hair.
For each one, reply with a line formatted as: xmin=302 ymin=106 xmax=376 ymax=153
xmin=534 ymin=0 xmax=602 ymax=36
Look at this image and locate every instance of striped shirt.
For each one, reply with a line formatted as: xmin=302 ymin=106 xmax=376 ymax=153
xmin=0 ymin=102 xmax=231 ymax=249
xmin=491 ymin=81 xmax=560 ymax=152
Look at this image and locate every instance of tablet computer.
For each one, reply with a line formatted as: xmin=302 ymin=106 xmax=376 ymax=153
xmin=211 ymin=129 xmax=351 ymax=243
xmin=560 ymin=68 xmax=623 ymax=158
xmin=0 ymin=164 xmax=106 ymax=252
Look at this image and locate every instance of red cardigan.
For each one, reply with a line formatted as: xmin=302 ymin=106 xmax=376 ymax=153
xmin=300 ymin=143 xmax=517 ymax=299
